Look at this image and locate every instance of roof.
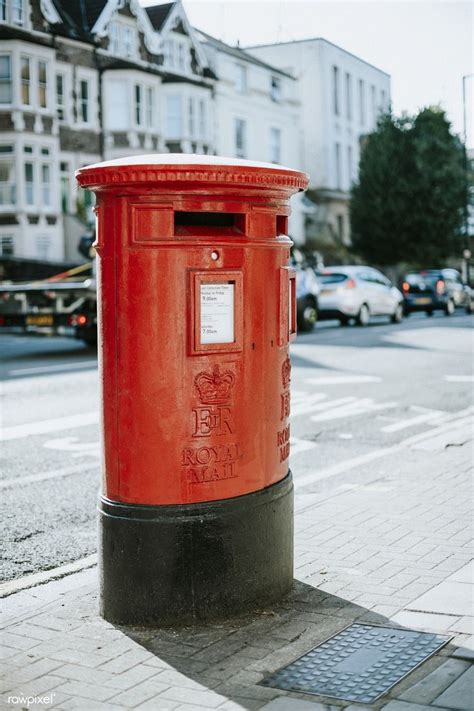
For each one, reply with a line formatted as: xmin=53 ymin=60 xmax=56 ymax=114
xmin=51 ymin=0 xmax=107 ymax=39
xmin=145 ymin=3 xmax=175 ymax=31
xmin=247 ymin=37 xmax=390 ymax=78
xmin=197 ymin=29 xmax=295 ymax=79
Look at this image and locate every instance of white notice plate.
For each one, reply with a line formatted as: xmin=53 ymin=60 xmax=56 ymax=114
xmin=200 ymin=283 xmax=235 ymax=344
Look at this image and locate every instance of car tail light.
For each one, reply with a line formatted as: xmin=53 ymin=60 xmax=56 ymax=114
xmin=436 ymin=280 xmax=445 ymax=295
xmin=68 ymin=314 xmax=88 ymax=326
xmin=345 ymin=279 xmax=356 ymax=289
xmin=402 ymin=282 xmax=410 ymax=293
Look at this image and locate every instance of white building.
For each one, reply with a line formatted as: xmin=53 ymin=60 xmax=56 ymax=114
xmin=248 ymin=38 xmax=391 ymax=249
xmin=0 ymin=0 xmax=305 ymax=263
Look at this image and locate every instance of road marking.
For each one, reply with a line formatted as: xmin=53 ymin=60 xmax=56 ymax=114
xmin=444 ymin=375 xmax=474 ymax=383
xmin=290 ymin=436 xmax=318 ymax=457
xmin=43 ymin=436 xmax=100 ymax=458
xmin=8 ymin=361 xmax=97 ymax=376
xmin=381 ymin=409 xmax=445 ymax=433
xmin=310 ymin=398 xmax=398 ymax=423
xmin=306 ymin=375 xmax=382 ymax=385
xmin=0 ymin=411 xmax=99 ymax=441
xmin=0 ymin=463 xmax=97 ymax=489
xmin=0 ymin=554 xmax=97 ymax=598
xmin=291 ymin=393 xmax=356 ymax=418
xmin=295 ymin=408 xmax=474 ymax=490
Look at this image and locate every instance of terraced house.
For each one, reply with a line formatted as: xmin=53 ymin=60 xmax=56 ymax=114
xmin=0 ymin=0 xmax=301 ymax=263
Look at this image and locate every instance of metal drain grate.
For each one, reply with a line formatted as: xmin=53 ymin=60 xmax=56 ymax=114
xmin=260 ymin=623 xmax=451 ymax=704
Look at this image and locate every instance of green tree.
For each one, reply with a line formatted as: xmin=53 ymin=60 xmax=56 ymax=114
xmin=350 ymin=107 xmax=467 ymax=267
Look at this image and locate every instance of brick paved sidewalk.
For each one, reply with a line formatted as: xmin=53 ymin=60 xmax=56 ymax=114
xmin=1 ymin=444 xmax=472 ymax=711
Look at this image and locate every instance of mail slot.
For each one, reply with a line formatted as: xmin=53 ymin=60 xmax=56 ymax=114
xmin=76 ymin=154 xmax=309 ymax=626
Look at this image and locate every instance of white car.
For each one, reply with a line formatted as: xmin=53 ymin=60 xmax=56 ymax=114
xmin=316 ymin=266 xmax=404 ymax=326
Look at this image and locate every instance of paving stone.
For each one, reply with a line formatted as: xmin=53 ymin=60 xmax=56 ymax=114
xmin=51 ymin=680 xmax=116 ymax=702
xmin=399 ymin=658 xmax=470 ymax=704
xmin=381 ymin=700 xmax=447 ymax=710
xmin=432 ymin=665 xmax=474 ymax=710
xmin=404 ymin=581 xmax=473 ymax=616
xmin=391 ymin=610 xmax=460 ymax=634
xmin=260 ymin=698 xmax=337 ymax=710
xmin=158 ymin=686 xmax=228 ymax=707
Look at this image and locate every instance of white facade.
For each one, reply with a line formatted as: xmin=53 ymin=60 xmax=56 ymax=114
xmin=249 ymin=39 xmax=390 ymax=191
xmin=249 ymin=39 xmax=391 ymax=246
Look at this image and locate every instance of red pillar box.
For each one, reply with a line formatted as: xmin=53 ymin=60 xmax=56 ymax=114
xmin=76 ymin=155 xmax=309 ymax=625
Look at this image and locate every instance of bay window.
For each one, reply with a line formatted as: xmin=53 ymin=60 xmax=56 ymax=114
xmin=146 ymin=86 xmax=154 ymax=128
xmin=21 ymin=56 xmax=30 ymax=105
xmin=38 ymin=60 xmax=47 ymax=108
xmin=198 ymin=99 xmax=206 ymax=138
xmin=0 ymin=146 xmax=15 ymax=206
xmin=79 ymin=79 xmax=89 ymax=123
xmin=0 ymin=55 xmax=12 ymax=104
xmin=135 ymin=84 xmax=142 ymax=126
xmin=166 ymin=95 xmax=182 ymax=138
xmin=56 ymin=73 xmax=65 ymax=120
xmin=24 ymin=162 xmax=34 ymax=205
xmin=41 ymin=163 xmax=51 ymax=206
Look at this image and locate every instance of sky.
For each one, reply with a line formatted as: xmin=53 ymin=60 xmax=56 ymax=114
xmin=142 ymin=0 xmax=474 ymax=146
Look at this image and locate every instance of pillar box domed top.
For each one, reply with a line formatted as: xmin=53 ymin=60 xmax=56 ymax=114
xmin=75 ymin=153 xmax=309 ymax=195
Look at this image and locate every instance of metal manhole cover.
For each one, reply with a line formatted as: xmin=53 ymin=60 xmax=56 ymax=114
xmin=260 ymin=623 xmax=451 ymax=704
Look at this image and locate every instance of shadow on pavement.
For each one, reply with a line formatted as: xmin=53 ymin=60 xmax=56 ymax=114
xmin=118 ymin=580 xmax=454 ymax=709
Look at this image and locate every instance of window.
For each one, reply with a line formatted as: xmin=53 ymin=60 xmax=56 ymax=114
xmin=38 ymin=60 xmax=47 ymax=108
xmin=41 ymin=164 xmax=51 ymax=206
xmin=110 ymin=23 xmax=120 ymax=54
xmin=79 ymin=79 xmax=89 ymax=123
xmin=60 ymin=161 xmax=69 ymax=213
xmin=371 ymin=84 xmax=376 ymax=119
xmin=188 ymin=97 xmax=194 ymax=136
xmin=0 ymin=0 xmax=5 ymax=21
xmin=332 ymin=66 xmax=339 ymax=115
xmin=12 ymin=0 xmax=23 ymax=25
xmin=37 ymin=235 xmax=51 ymax=261
xmin=0 ymin=150 xmax=15 ymax=205
xmin=146 ymin=86 xmax=154 ymax=128
xmin=358 ymin=79 xmax=365 ymax=125
xmin=0 ymin=235 xmax=14 ymax=256
xmin=21 ymin=56 xmax=30 ymax=105
xmin=345 ymin=72 xmax=352 ymax=120
xmin=347 ymin=145 xmax=353 ymax=186
xmin=106 ymin=79 xmax=128 ymax=130
xmin=56 ymin=73 xmax=65 ymax=120
xmin=235 ymin=64 xmax=247 ymax=94
xmin=24 ymin=162 xmax=34 ymax=205
xmin=134 ymin=84 xmax=142 ymax=126
xmin=271 ymin=76 xmax=282 ymax=102
xmin=165 ymin=95 xmax=182 ymax=138
xmin=123 ymin=27 xmax=134 ymax=58
xmin=165 ymin=40 xmax=175 ymax=68
xmin=23 ymin=144 xmax=33 ymax=153
xmin=41 ymin=147 xmax=49 ymax=155
xmin=198 ymin=99 xmax=206 ymax=138
xmin=381 ymin=89 xmax=386 ymax=111
xmin=270 ymin=127 xmax=281 ymax=164
xmin=177 ymin=42 xmax=185 ymax=71
xmin=337 ymin=215 xmax=344 ymax=241
xmin=235 ymin=118 xmax=246 ymax=158
xmin=334 ymin=142 xmax=341 ymax=189
xmin=0 ymin=55 xmax=12 ymax=104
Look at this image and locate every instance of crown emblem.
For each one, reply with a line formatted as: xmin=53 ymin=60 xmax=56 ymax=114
xmin=282 ymin=357 xmax=291 ymax=389
xmin=194 ymin=365 xmax=235 ymax=404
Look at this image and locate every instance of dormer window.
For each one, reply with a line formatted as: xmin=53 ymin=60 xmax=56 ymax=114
xmin=0 ymin=0 xmax=24 ymax=26
xmin=164 ymin=38 xmax=189 ymax=73
xmin=108 ymin=21 xmax=137 ymax=59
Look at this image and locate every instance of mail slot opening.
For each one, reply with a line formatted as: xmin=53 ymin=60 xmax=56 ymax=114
xmin=174 ymin=211 xmax=245 ymax=235
xmin=277 ymin=215 xmax=288 ymax=235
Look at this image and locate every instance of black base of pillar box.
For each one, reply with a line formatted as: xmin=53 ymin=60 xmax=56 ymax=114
xmin=98 ymin=473 xmax=294 ymax=627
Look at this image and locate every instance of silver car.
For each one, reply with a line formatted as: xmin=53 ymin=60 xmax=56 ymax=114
xmin=316 ymin=266 xmax=404 ymax=326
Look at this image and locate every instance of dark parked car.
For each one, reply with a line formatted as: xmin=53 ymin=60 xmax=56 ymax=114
xmin=401 ymin=269 xmax=472 ymax=316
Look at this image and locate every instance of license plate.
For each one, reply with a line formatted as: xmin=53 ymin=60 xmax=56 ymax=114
xmin=320 ymin=289 xmax=334 ymax=296
xmin=414 ymin=297 xmax=431 ymax=305
xmin=26 ymin=314 xmax=54 ymax=326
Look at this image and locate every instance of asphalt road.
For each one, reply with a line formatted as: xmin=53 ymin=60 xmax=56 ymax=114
xmin=1 ymin=311 xmax=473 ymax=583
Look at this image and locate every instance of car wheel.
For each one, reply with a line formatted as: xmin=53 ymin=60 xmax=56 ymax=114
xmin=426 ymin=309 xmax=434 ymax=317
xmin=465 ymin=299 xmax=473 ymax=314
xmin=445 ymin=299 xmax=455 ymax=316
xmin=357 ymin=303 xmax=370 ymax=327
xmin=298 ymin=297 xmax=318 ymax=332
xmin=391 ymin=303 xmax=403 ymax=324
